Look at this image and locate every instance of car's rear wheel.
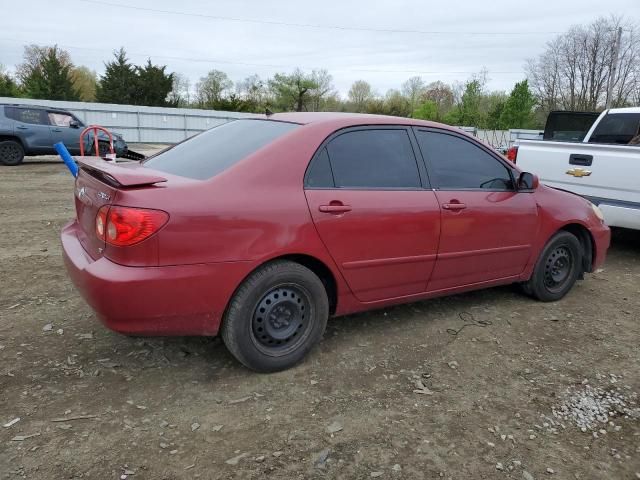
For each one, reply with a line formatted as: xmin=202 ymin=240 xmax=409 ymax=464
xmin=523 ymin=231 xmax=583 ymax=302
xmin=0 ymin=140 xmax=25 ymax=166
xmin=221 ymin=260 xmax=329 ymax=372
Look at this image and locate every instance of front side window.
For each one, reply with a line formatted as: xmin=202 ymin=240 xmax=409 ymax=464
xmin=144 ymin=119 xmax=298 ymax=180
xmin=416 ymin=130 xmax=513 ymax=190
xmin=324 ymin=129 xmax=421 ymax=189
xmin=48 ymin=112 xmax=74 ymax=127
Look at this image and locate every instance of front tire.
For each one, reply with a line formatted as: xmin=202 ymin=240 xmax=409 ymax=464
xmin=0 ymin=140 xmax=24 ymax=166
xmin=523 ymin=231 xmax=583 ymax=302
xmin=221 ymin=261 xmax=329 ymax=372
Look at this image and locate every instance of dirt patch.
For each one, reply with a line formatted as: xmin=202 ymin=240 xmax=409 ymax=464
xmin=1 ymin=161 xmax=639 ymax=479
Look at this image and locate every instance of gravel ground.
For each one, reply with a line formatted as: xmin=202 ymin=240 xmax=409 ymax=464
xmin=1 ymin=156 xmax=639 ymax=479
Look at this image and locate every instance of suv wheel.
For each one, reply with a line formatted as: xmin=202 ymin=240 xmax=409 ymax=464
xmin=221 ymin=261 xmax=329 ymax=372
xmin=0 ymin=141 xmax=25 ymax=166
xmin=522 ymin=231 xmax=583 ymax=302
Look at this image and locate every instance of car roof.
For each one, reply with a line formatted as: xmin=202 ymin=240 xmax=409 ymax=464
xmin=0 ymin=103 xmax=69 ymax=112
xmin=608 ymin=107 xmax=640 ymax=114
xmin=265 ymin=111 xmax=453 ymax=130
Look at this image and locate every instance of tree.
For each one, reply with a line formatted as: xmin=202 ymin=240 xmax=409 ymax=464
xmin=269 ymin=69 xmax=318 ymax=112
xmin=458 ymin=79 xmax=484 ymax=126
xmin=71 ymin=66 xmax=97 ymax=101
xmin=383 ymin=89 xmax=411 ymax=117
xmin=195 ymin=70 xmax=233 ymax=108
xmin=167 ymin=73 xmax=191 ymax=107
xmin=413 ymin=99 xmax=438 ymax=121
xmin=402 ymin=76 xmax=425 ymax=116
xmin=527 ymin=16 xmax=640 ymax=112
xmin=308 ymin=69 xmax=335 ymax=111
xmin=237 ymin=74 xmax=266 ymax=111
xmin=96 ymin=48 xmax=137 ymax=104
xmin=0 ymin=65 xmax=20 ymax=97
xmin=134 ymin=59 xmax=174 ymax=107
xmin=499 ymin=80 xmax=536 ymax=129
xmin=421 ymin=81 xmax=454 ymax=121
xmin=17 ymin=45 xmax=79 ymax=100
xmin=348 ymin=80 xmax=373 ymax=112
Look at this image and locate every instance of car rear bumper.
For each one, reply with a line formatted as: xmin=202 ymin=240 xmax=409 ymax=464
xmin=61 ymin=220 xmax=251 ymax=336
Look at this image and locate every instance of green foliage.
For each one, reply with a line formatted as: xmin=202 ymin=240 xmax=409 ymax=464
xmin=0 ymin=65 xmax=20 ymax=97
xmin=458 ymin=79 xmax=484 ymax=127
xmin=18 ymin=45 xmax=79 ymax=100
xmin=499 ymin=80 xmax=537 ymax=129
xmin=96 ymin=48 xmax=137 ymax=104
xmin=195 ymin=70 xmax=233 ymax=108
xmin=71 ymin=66 xmax=97 ymax=102
xmin=269 ymin=70 xmax=318 ymax=112
xmin=413 ymin=100 xmax=438 ymax=121
xmin=134 ymin=60 xmax=174 ymax=107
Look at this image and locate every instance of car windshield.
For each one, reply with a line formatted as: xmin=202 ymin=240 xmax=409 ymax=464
xmin=144 ymin=119 xmax=299 ymax=180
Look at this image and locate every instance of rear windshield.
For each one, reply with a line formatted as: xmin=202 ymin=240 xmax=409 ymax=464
xmin=543 ymin=112 xmax=599 ymax=142
xmin=588 ymin=113 xmax=640 ymax=145
xmin=144 ymin=119 xmax=299 ymax=180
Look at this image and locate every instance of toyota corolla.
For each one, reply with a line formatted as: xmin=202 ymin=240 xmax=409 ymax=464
xmin=61 ymin=113 xmax=610 ymax=372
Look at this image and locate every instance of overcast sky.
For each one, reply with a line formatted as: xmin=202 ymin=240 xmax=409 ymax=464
xmin=2 ymin=0 xmax=639 ymax=96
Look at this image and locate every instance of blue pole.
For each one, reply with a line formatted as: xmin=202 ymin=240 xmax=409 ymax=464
xmin=54 ymin=142 xmax=78 ymax=178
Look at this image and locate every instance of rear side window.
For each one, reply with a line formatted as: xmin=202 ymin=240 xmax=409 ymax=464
xmin=6 ymin=107 xmax=47 ymax=125
xmin=144 ymin=119 xmax=298 ymax=180
xmin=588 ymin=113 xmax=640 ymax=145
xmin=416 ymin=130 xmax=513 ymax=190
xmin=323 ymin=129 xmax=421 ymax=189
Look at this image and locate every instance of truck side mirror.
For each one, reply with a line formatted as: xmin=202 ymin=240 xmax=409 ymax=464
xmin=518 ymin=172 xmax=539 ymax=190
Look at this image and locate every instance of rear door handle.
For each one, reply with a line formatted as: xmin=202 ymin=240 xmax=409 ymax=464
xmin=16 ymin=125 xmax=28 ymax=130
xmin=442 ymin=202 xmax=467 ymax=211
xmin=319 ymin=203 xmax=352 ymax=214
xmin=569 ymin=154 xmax=593 ymax=166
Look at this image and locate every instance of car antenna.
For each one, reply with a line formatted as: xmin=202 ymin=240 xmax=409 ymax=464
xmin=265 ymin=107 xmax=273 ymax=117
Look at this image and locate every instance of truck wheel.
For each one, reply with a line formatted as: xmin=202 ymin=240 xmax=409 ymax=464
xmin=221 ymin=261 xmax=329 ymax=372
xmin=0 ymin=141 xmax=24 ymax=166
xmin=522 ymin=231 xmax=583 ymax=302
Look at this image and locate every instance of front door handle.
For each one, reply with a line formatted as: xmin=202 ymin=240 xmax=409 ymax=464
xmin=52 ymin=128 xmax=62 ymax=132
xmin=319 ymin=203 xmax=352 ymax=214
xmin=442 ymin=202 xmax=467 ymax=211
xmin=16 ymin=125 xmax=28 ymax=130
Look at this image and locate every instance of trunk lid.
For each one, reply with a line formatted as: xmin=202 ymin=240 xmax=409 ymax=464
xmin=73 ymin=157 xmax=167 ymax=259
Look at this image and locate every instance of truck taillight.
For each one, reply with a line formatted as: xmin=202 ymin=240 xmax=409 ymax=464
xmin=95 ymin=206 xmax=168 ymax=246
xmin=506 ymin=146 xmax=519 ymax=163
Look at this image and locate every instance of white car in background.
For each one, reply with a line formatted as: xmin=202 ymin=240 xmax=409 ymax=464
xmin=509 ymin=107 xmax=640 ymax=230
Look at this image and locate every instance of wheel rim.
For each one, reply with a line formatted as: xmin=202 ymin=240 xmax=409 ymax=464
xmin=0 ymin=143 xmax=21 ymax=163
xmin=543 ymin=245 xmax=573 ymax=292
xmin=251 ymin=284 xmax=312 ymax=355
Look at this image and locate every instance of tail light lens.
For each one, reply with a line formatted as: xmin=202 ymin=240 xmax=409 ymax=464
xmin=95 ymin=206 xmax=168 ymax=246
xmin=506 ymin=146 xmax=519 ymax=163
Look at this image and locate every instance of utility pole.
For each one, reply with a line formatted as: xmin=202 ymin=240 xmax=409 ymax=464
xmin=605 ymin=27 xmax=623 ymax=109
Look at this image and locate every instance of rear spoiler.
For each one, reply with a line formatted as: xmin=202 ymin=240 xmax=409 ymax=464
xmin=76 ymin=156 xmax=167 ymax=187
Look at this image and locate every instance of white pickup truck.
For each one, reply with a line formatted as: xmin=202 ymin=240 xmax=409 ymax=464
xmin=511 ymin=107 xmax=640 ymax=230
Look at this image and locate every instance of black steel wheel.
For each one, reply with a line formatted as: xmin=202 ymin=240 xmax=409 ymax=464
xmin=222 ymin=261 xmax=329 ymax=372
xmin=522 ymin=231 xmax=582 ymax=302
xmin=0 ymin=140 xmax=24 ymax=166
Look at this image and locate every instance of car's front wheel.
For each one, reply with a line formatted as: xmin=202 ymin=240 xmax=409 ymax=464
xmin=523 ymin=231 xmax=583 ymax=302
xmin=221 ymin=261 xmax=329 ymax=372
xmin=0 ymin=140 xmax=25 ymax=166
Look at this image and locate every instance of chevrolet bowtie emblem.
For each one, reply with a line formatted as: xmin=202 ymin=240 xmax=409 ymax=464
xmin=566 ymin=168 xmax=592 ymax=177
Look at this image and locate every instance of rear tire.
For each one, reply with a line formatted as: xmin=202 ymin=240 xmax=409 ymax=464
xmin=221 ymin=261 xmax=329 ymax=372
xmin=523 ymin=231 xmax=583 ymax=302
xmin=0 ymin=140 xmax=24 ymax=166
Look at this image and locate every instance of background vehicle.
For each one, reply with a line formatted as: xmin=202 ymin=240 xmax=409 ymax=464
xmin=61 ymin=113 xmax=609 ymax=372
xmin=0 ymin=103 xmax=129 ymax=165
xmin=509 ymin=107 xmax=640 ymax=230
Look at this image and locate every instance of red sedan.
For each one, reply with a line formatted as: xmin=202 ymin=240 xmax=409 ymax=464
xmin=61 ymin=113 xmax=610 ymax=372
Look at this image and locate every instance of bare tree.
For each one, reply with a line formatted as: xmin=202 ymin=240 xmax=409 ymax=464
xmin=195 ymin=70 xmax=233 ymax=108
xmin=167 ymin=73 xmax=191 ymax=107
xmin=421 ymin=81 xmax=455 ymax=120
xmin=527 ymin=16 xmax=640 ymax=112
xmin=308 ymin=69 xmax=335 ymax=111
xmin=348 ymin=80 xmax=373 ymax=112
xmin=401 ymin=76 xmax=425 ymax=115
xmin=237 ymin=74 xmax=266 ymax=107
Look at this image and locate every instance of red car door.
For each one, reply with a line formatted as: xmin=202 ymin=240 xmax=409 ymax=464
xmin=414 ymin=128 xmax=538 ymax=292
xmin=304 ymin=127 xmax=441 ymax=302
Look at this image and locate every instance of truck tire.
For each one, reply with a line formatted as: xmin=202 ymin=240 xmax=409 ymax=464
xmin=0 ymin=140 xmax=25 ymax=166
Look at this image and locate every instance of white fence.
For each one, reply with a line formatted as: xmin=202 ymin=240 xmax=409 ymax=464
xmin=0 ymin=97 xmax=257 ymax=143
xmin=1 ymin=97 xmax=542 ymax=147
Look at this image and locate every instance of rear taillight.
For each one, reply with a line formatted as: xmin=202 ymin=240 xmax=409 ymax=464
xmin=95 ymin=206 xmax=168 ymax=246
xmin=506 ymin=146 xmax=518 ymax=163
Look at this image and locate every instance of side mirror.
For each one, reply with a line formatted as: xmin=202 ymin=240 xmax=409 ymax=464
xmin=518 ymin=172 xmax=539 ymax=190
xmin=69 ymin=120 xmax=80 ymax=128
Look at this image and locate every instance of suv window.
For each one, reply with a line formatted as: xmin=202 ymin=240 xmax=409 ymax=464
xmin=323 ymin=129 xmax=421 ymax=189
xmin=48 ymin=111 xmax=75 ymax=127
xmin=7 ymin=107 xmax=47 ymax=125
xmin=588 ymin=113 xmax=640 ymax=145
xmin=416 ymin=130 xmax=513 ymax=190
xmin=144 ymin=119 xmax=298 ymax=180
